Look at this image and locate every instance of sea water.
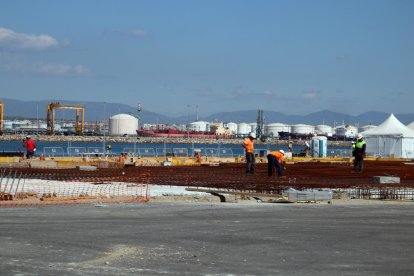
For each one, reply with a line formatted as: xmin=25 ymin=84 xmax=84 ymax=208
xmin=0 ymin=140 xmax=351 ymax=158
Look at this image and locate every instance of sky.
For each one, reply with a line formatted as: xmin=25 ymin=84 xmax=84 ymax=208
xmin=0 ymin=0 xmax=413 ymax=117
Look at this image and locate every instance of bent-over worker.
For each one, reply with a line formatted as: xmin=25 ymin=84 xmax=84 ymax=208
xmin=267 ymin=150 xmax=285 ymax=177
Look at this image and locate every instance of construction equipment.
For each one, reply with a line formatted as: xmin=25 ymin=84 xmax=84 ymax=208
xmin=0 ymin=100 xmax=4 ymax=135
xmin=46 ymin=102 xmax=85 ymax=135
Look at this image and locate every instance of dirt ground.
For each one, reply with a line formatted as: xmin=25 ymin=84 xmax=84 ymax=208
xmin=1 ymin=190 xmax=413 ymax=207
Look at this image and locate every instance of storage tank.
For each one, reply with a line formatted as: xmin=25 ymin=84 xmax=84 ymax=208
xmin=109 ymin=114 xmax=138 ymax=135
xmin=248 ymin=123 xmax=257 ymax=133
xmin=189 ymin=121 xmax=209 ymax=132
xmin=315 ymin=124 xmax=334 ymax=137
xmin=225 ymin=122 xmax=238 ymax=134
xmin=291 ymin=124 xmax=315 ymax=135
xmin=265 ymin=123 xmax=290 ymax=138
xmin=311 ymin=136 xmax=327 ymax=158
xmin=237 ymin=123 xmax=250 ymax=136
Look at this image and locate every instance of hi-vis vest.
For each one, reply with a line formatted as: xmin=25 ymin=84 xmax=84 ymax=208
xmin=355 ymin=140 xmax=366 ymax=148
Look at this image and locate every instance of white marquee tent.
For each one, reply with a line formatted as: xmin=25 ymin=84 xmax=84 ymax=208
xmin=361 ymin=114 xmax=414 ymax=158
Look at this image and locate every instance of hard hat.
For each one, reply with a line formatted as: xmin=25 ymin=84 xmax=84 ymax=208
xmin=248 ymin=132 xmax=256 ymax=139
xmin=357 ymin=134 xmax=363 ymax=139
xmin=279 ymin=150 xmax=285 ymax=155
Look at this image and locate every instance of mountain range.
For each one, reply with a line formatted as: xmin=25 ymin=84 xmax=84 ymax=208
xmin=1 ymin=98 xmax=414 ymax=126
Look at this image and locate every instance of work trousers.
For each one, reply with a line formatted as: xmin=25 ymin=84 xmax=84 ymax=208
xmin=354 ymin=156 xmax=364 ymax=173
xmin=267 ymin=154 xmax=283 ymax=176
xmin=245 ymin=152 xmax=255 ymax=174
xmin=26 ymin=151 xmax=35 ymax=159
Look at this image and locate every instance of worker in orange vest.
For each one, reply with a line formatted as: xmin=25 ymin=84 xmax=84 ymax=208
xmin=242 ymin=132 xmax=256 ymax=174
xmin=267 ymin=150 xmax=285 ymax=177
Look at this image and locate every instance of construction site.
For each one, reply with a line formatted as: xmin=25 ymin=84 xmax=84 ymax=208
xmin=1 ymin=100 xmax=414 ymax=206
xmin=1 ymin=153 xmax=413 ymax=206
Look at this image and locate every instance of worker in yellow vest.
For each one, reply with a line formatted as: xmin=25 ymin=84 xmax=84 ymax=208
xmin=353 ymin=134 xmax=366 ymax=173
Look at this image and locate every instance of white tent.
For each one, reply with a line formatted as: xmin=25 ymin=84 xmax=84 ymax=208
xmin=407 ymin=121 xmax=414 ymax=131
xmin=361 ymin=114 xmax=414 ymax=158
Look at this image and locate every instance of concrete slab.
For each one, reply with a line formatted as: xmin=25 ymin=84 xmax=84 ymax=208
xmin=76 ymin=165 xmax=97 ymax=171
xmin=373 ymin=176 xmax=400 ymax=184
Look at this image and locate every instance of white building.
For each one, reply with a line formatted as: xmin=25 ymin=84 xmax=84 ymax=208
xmin=358 ymin=124 xmax=377 ymax=133
xmin=188 ymin=121 xmax=209 ymax=132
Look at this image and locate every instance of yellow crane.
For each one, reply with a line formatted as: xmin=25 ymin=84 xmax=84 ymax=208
xmin=46 ymin=102 xmax=85 ymax=135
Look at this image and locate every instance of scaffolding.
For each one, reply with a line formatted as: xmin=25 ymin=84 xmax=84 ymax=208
xmin=46 ymin=102 xmax=85 ymax=135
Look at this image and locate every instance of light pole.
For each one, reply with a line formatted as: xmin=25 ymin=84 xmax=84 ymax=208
xmin=103 ymin=102 xmax=106 ymax=153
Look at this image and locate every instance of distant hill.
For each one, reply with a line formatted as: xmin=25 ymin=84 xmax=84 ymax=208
xmin=2 ymin=98 xmax=414 ymax=126
xmin=0 ymin=98 xmax=172 ymax=124
xmin=204 ymin=109 xmax=414 ymax=126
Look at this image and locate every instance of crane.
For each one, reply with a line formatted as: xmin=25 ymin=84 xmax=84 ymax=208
xmin=46 ymin=102 xmax=85 ymax=135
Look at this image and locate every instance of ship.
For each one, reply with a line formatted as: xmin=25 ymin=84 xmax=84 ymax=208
xmin=136 ymin=128 xmax=235 ymax=139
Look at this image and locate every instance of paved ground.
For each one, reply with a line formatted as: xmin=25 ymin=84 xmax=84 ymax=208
xmin=0 ymin=201 xmax=413 ymax=275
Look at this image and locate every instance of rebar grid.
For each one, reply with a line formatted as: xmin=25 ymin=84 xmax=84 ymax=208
xmin=1 ymin=160 xmax=414 ymax=199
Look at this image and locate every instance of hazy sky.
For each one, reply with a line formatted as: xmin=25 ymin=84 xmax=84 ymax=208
xmin=0 ymin=0 xmax=413 ymax=117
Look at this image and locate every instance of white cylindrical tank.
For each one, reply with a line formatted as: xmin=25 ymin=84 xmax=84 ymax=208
xmin=265 ymin=123 xmax=290 ymax=138
xmin=291 ymin=124 xmax=315 ymax=135
xmin=315 ymin=124 xmax=334 ymax=136
xmin=225 ymin=122 xmax=238 ymax=134
xmin=109 ymin=114 xmax=139 ymax=135
xmin=311 ymin=136 xmax=327 ymax=158
xmin=248 ymin=123 xmax=257 ymax=133
xmin=189 ymin=121 xmax=209 ymax=132
xmin=358 ymin=124 xmax=376 ymax=133
xmin=237 ymin=123 xmax=250 ymax=136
